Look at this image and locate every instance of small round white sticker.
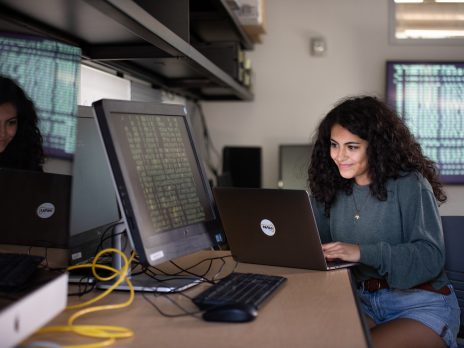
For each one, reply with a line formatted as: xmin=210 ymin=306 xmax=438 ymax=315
xmin=37 ymin=203 xmax=55 ymax=219
xmin=260 ymin=219 xmax=276 ymax=236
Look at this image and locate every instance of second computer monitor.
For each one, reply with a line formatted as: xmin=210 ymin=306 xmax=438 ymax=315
xmin=69 ymin=106 xmax=121 ymax=264
xmin=92 ymin=99 xmax=219 ymax=267
xmin=278 ymin=144 xmax=313 ymax=190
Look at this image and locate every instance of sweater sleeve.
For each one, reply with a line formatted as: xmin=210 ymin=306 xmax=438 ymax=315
xmin=359 ymin=174 xmax=445 ymax=289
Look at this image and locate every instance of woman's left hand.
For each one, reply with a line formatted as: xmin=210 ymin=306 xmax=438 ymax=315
xmin=321 ymin=242 xmax=361 ymax=263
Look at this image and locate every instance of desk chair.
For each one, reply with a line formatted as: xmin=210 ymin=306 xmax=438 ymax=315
xmin=442 ymin=216 xmax=464 ymax=344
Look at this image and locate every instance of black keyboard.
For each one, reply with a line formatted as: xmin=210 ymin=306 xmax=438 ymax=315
xmin=192 ymin=272 xmax=287 ymax=310
xmin=0 ymin=253 xmax=44 ymax=291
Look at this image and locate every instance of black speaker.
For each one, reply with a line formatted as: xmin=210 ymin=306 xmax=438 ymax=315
xmin=222 ymin=146 xmax=261 ymax=188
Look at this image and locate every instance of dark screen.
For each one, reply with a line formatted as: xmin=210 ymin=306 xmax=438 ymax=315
xmin=222 ymin=146 xmax=261 ymax=188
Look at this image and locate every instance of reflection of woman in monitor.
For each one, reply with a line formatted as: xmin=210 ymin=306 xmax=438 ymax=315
xmin=0 ymin=75 xmax=44 ymax=171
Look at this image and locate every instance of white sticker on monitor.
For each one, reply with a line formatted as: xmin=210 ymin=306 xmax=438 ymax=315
xmin=71 ymin=252 xmax=82 ymax=261
xmin=37 ymin=203 xmax=55 ymax=219
xmin=260 ymin=219 xmax=276 ymax=236
xmin=150 ymin=250 xmax=165 ymax=262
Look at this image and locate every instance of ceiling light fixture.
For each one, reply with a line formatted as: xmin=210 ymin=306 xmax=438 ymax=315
xmin=394 ymin=0 xmax=423 ymax=3
xmin=398 ymin=29 xmax=464 ymax=38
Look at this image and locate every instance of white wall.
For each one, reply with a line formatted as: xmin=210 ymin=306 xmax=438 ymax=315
xmin=79 ymin=65 xmax=131 ymax=106
xmin=202 ymin=0 xmax=464 ymax=215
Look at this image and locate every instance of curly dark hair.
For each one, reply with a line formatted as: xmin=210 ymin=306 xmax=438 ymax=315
xmin=0 ymin=75 xmax=44 ymax=171
xmin=308 ymin=95 xmax=446 ymax=216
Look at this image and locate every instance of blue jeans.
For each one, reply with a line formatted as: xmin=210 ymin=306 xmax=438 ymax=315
xmin=357 ymin=285 xmax=461 ymax=348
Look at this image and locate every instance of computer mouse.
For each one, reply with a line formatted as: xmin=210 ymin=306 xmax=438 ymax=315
xmin=202 ymin=303 xmax=258 ymax=323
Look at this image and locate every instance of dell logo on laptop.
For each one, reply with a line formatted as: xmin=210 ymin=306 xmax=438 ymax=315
xmin=260 ymin=219 xmax=276 ymax=236
xmin=37 ymin=203 xmax=55 ymax=219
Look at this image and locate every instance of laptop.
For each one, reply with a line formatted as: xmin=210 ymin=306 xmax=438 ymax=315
xmin=0 ymin=168 xmax=71 ymax=249
xmin=0 ymin=269 xmax=68 ymax=347
xmin=213 ymin=187 xmax=358 ymax=271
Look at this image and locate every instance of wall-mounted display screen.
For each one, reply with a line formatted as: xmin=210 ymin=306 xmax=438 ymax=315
xmin=386 ymin=61 xmax=464 ymax=184
xmin=0 ymin=32 xmax=81 ymax=159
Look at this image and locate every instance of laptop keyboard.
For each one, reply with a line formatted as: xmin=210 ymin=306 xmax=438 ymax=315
xmin=0 ymin=253 xmax=44 ymax=291
xmin=326 ymin=258 xmax=357 ymax=269
xmin=192 ymin=272 xmax=287 ymax=309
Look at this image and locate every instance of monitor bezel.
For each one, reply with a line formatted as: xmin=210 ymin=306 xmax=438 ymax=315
xmin=92 ymin=99 xmax=217 ymax=266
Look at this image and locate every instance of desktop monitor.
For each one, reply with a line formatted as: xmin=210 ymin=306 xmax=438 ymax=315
xmin=386 ymin=61 xmax=464 ymax=184
xmin=92 ymin=99 xmax=220 ymax=268
xmin=68 ymin=106 xmax=121 ymax=265
xmin=278 ymin=144 xmax=312 ymax=190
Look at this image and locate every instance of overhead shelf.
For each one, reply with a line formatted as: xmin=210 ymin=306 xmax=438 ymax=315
xmin=0 ymin=0 xmax=254 ymax=100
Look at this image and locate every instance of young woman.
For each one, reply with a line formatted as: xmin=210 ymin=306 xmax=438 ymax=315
xmin=308 ymin=96 xmax=460 ymax=348
xmin=0 ymin=75 xmax=44 ymax=171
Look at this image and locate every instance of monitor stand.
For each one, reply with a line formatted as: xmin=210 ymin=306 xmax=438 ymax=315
xmin=96 ymin=224 xmax=202 ymax=293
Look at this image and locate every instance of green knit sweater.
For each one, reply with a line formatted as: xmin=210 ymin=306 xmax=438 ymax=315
xmin=311 ymin=172 xmax=449 ymax=290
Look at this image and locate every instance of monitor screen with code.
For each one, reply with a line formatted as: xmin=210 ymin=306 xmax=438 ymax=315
xmin=0 ymin=32 xmax=81 ymax=159
xmin=386 ymin=61 xmax=464 ymax=184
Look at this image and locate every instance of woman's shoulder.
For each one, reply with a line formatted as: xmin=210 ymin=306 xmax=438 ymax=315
xmin=388 ymin=171 xmax=433 ymax=192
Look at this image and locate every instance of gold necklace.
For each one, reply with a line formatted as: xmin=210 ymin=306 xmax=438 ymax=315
xmin=352 ymin=189 xmax=370 ymax=222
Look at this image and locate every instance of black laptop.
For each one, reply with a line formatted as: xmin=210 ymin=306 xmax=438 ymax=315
xmin=213 ymin=187 xmax=358 ymax=271
xmin=0 ymin=168 xmax=71 ymax=249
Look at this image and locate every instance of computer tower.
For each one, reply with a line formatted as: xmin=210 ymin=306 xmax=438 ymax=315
xmin=222 ymin=146 xmax=261 ymax=188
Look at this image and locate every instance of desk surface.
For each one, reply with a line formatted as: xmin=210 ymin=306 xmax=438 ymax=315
xmin=28 ymin=250 xmax=370 ymax=348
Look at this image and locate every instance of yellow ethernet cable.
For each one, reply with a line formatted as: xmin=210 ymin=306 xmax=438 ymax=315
xmin=33 ymin=248 xmax=136 ymax=348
